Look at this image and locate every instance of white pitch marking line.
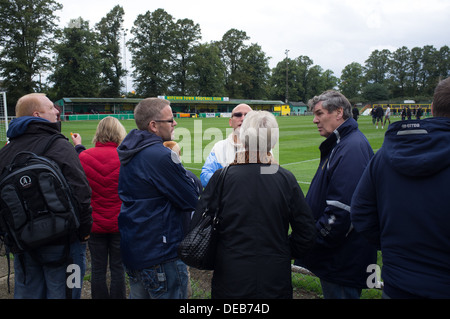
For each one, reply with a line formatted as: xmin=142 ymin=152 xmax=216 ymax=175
xmin=281 ymin=158 xmax=320 ymax=166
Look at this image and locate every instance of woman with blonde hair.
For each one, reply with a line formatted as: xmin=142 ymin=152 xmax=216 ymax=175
xmin=71 ymin=116 xmax=127 ymax=299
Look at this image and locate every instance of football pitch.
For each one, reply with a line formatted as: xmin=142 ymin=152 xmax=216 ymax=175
xmin=60 ymin=115 xmax=398 ymax=194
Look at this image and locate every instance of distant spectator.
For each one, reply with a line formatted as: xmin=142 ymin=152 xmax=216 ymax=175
xmin=352 ymin=105 xmax=359 ymax=121
xmin=383 ymin=104 xmax=391 ymax=128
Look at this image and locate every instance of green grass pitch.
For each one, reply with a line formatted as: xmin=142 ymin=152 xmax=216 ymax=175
xmin=60 ymin=115 xmax=398 ymax=194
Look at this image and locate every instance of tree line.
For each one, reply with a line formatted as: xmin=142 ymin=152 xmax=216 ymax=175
xmin=0 ymin=0 xmax=449 ymax=112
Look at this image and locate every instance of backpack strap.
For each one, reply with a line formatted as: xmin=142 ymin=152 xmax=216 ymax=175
xmin=4 ymin=134 xmax=69 ymax=171
xmin=36 ymin=133 xmax=68 ymax=156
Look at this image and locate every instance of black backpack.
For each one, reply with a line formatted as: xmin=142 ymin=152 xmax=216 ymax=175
xmin=0 ymin=134 xmax=80 ymax=263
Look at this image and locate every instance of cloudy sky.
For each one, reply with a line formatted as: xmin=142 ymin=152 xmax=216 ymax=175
xmin=57 ymin=0 xmax=450 ymax=89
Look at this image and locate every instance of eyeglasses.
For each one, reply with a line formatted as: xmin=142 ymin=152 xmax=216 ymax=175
xmin=232 ymin=112 xmax=247 ymax=118
xmin=153 ymin=119 xmax=174 ymax=123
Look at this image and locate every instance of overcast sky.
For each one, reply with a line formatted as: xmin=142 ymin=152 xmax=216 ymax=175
xmin=57 ymin=0 xmax=450 ymax=90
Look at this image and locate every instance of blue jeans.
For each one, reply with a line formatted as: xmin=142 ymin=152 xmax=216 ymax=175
xmin=14 ymin=240 xmax=86 ymax=299
xmin=127 ymin=259 xmax=189 ymax=299
xmin=320 ymin=279 xmax=362 ymax=299
xmin=14 ymin=244 xmax=68 ymax=299
xmin=69 ymin=240 xmax=87 ymax=299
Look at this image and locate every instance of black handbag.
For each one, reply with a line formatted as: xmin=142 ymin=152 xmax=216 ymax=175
xmin=178 ymin=166 xmax=229 ymax=270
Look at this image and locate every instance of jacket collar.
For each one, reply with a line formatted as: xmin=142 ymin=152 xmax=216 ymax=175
xmin=7 ymin=117 xmax=61 ymax=139
xmin=95 ymin=141 xmax=119 ymax=148
xmin=319 ymin=118 xmax=358 ymax=155
xmin=117 ymin=129 xmax=162 ymax=165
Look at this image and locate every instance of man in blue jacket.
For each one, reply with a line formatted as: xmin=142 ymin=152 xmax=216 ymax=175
xmin=295 ymin=90 xmax=377 ymax=298
xmin=351 ymin=77 xmax=450 ymax=298
xmin=117 ymin=98 xmax=199 ymax=299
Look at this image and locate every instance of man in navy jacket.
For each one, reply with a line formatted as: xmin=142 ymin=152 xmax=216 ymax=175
xmin=295 ymin=90 xmax=377 ymax=299
xmin=351 ymin=77 xmax=450 ymax=298
xmin=117 ymin=98 xmax=199 ymax=299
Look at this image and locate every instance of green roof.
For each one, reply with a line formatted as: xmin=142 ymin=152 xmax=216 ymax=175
xmin=59 ymin=97 xmax=141 ymax=104
xmin=56 ymin=97 xmax=285 ymax=105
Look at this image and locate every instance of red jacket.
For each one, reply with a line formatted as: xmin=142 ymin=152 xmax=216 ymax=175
xmin=79 ymin=142 xmax=121 ymax=233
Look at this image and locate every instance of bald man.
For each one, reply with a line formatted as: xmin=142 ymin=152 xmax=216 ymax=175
xmin=0 ymin=93 xmax=92 ymax=299
xmin=200 ymin=104 xmax=252 ymax=187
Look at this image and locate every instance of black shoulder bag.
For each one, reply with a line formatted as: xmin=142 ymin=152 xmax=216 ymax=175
xmin=178 ymin=165 xmax=229 ymax=270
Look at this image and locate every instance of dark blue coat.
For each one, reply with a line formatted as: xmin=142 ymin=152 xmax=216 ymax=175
xmin=295 ymin=118 xmax=377 ymax=288
xmin=117 ymin=129 xmax=199 ymax=270
xmin=351 ymin=118 xmax=450 ymax=298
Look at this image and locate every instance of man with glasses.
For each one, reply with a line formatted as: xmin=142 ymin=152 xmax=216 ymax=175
xmin=117 ymin=98 xmax=199 ymax=299
xmin=200 ymin=103 xmax=252 ymax=187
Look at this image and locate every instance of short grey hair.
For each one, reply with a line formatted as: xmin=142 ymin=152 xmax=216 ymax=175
xmin=134 ymin=98 xmax=170 ymax=130
xmin=433 ymin=77 xmax=450 ymax=117
xmin=308 ymin=90 xmax=352 ymax=120
xmin=239 ymin=110 xmax=279 ymax=152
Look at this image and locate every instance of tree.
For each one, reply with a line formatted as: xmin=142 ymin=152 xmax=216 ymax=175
xmin=364 ymin=49 xmax=391 ymax=84
xmin=305 ymin=65 xmax=324 ymax=100
xmin=321 ymin=69 xmax=338 ymax=92
xmin=363 ymin=45 xmax=450 ymax=99
xmin=419 ymin=45 xmax=439 ymax=95
xmin=293 ymin=56 xmax=313 ymax=102
xmin=407 ymin=47 xmax=422 ymax=96
xmin=50 ymin=18 xmax=102 ymax=99
xmin=188 ymin=42 xmax=226 ymax=96
xmin=0 ymin=0 xmax=62 ymax=107
xmin=268 ymin=58 xmax=293 ymax=102
xmin=238 ymin=43 xmax=270 ymax=99
xmin=437 ymin=45 xmax=450 ymax=79
xmin=128 ymin=9 xmax=175 ymax=97
xmin=269 ymin=55 xmax=336 ymax=102
xmin=95 ymin=5 xmax=126 ymax=97
xmin=304 ymin=66 xmax=337 ymax=100
xmin=389 ymin=46 xmax=410 ymax=97
xmin=362 ymin=83 xmax=389 ymax=102
xmin=171 ymin=18 xmax=201 ymax=95
xmin=219 ymin=29 xmax=249 ymax=98
xmin=438 ymin=45 xmax=450 ymax=80
xmin=339 ymin=62 xmax=364 ymax=99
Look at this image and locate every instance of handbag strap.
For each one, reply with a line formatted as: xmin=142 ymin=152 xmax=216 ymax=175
xmin=211 ymin=165 xmax=230 ymax=218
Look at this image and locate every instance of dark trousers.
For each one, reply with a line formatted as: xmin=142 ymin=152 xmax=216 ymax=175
xmin=88 ymin=233 xmax=126 ymax=299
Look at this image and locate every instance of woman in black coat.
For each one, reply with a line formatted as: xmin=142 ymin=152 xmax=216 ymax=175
xmin=191 ymin=111 xmax=316 ymax=299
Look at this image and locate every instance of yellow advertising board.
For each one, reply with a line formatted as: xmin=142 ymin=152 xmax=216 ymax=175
xmin=274 ymin=105 xmax=290 ymax=115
